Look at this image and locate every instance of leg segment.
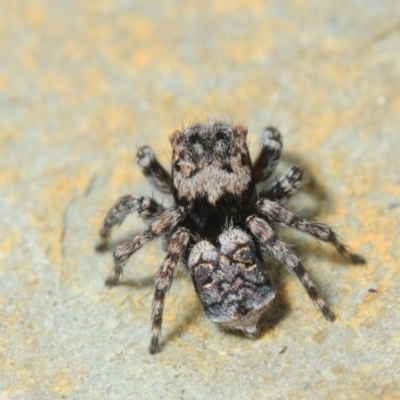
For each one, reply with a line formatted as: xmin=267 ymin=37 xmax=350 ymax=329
xmin=252 ymin=127 xmax=283 ymax=183
xmin=106 ymin=206 xmax=186 ymax=286
xmin=256 ymin=199 xmax=366 ymax=264
xmin=247 ymin=216 xmax=335 ymax=321
xmin=150 ymin=227 xmax=190 ymax=354
xmin=259 ymin=166 xmax=304 ymax=204
xmin=137 ymin=146 xmax=172 ymax=194
xmin=96 ymin=195 xmax=165 ymax=251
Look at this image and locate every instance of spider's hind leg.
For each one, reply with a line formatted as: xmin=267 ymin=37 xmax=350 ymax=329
xmin=150 ymin=227 xmax=190 ymax=354
xmin=247 ymin=216 xmax=335 ymax=321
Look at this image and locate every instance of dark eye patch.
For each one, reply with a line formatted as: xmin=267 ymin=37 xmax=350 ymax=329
xmin=215 ymin=131 xmax=228 ymax=141
xmin=173 ymin=159 xmax=181 ymax=171
xmin=221 ymin=164 xmax=233 ymax=173
xmin=188 ymin=133 xmax=201 ymax=144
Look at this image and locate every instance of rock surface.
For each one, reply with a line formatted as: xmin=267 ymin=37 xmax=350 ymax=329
xmin=1 ymin=1 xmax=399 ymax=398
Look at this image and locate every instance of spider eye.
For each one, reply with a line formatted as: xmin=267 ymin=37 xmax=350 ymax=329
xmin=173 ymin=159 xmax=181 ymax=171
xmin=215 ymin=132 xmax=227 ymax=141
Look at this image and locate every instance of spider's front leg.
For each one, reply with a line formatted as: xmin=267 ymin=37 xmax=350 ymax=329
xmin=137 ymin=146 xmax=172 ymax=194
xmin=107 ymin=206 xmax=185 ymax=286
xmin=150 ymin=227 xmax=190 ymax=354
xmin=252 ymin=127 xmax=283 ymax=183
xmin=247 ymin=216 xmax=335 ymax=321
xmin=95 ymin=195 xmax=165 ymax=252
xmin=256 ymin=199 xmax=365 ymax=264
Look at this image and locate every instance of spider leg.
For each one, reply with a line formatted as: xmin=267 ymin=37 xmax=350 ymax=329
xmin=95 ymin=195 xmax=165 ymax=251
xmin=247 ymin=216 xmax=335 ymax=321
xmin=106 ymin=207 xmax=185 ymax=286
xmin=137 ymin=146 xmax=172 ymax=194
xmin=150 ymin=227 xmax=190 ymax=354
xmin=256 ymin=199 xmax=366 ymax=264
xmin=259 ymin=166 xmax=304 ymax=204
xmin=252 ymin=127 xmax=283 ymax=183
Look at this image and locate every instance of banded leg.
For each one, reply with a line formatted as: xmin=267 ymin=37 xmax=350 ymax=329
xmin=247 ymin=216 xmax=335 ymax=321
xmin=150 ymin=227 xmax=190 ymax=354
xmin=259 ymin=166 xmax=304 ymax=204
xmin=252 ymin=127 xmax=283 ymax=183
xmin=107 ymin=206 xmax=185 ymax=286
xmin=96 ymin=195 xmax=165 ymax=251
xmin=256 ymin=199 xmax=366 ymax=264
xmin=137 ymin=146 xmax=172 ymax=194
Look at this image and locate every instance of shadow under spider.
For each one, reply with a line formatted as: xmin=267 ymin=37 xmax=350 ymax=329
xmin=258 ymin=264 xmax=291 ymax=336
xmin=161 ymin=299 xmax=203 ymax=352
xmin=107 ymin=268 xmax=204 ymax=351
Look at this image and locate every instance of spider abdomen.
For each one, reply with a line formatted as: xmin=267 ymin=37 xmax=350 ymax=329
xmin=189 ymin=228 xmax=275 ymax=334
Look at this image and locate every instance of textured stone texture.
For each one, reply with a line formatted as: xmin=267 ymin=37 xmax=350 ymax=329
xmin=1 ymin=1 xmax=399 ymax=399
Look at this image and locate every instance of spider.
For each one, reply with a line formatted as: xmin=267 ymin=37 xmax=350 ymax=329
xmin=95 ymin=121 xmax=365 ymax=354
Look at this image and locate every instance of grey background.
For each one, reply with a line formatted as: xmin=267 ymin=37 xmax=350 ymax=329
xmin=1 ymin=1 xmax=399 ymax=399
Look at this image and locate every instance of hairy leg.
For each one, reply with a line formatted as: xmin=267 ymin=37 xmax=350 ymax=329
xmin=137 ymin=146 xmax=172 ymax=194
xmin=106 ymin=206 xmax=186 ymax=286
xmin=247 ymin=216 xmax=335 ymax=321
xmin=259 ymin=166 xmax=304 ymax=204
xmin=256 ymin=199 xmax=365 ymax=264
xmin=252 ymin=127 xmax=283 ymax=183
xmin=96 ymin=195 xmax=165 ymax=251
xmin=150 ymin=227 xmax=190 ymax=354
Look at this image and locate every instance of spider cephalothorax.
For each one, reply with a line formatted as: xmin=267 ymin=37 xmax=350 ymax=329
xmin=96 ymin=121 xmax=365 ymax=354
xmin=171 ymin=122 xmax=256 ymax=237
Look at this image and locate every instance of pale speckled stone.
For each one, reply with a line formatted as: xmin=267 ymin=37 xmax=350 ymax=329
xmin=1 ymin=1 xmax=400 ymax=399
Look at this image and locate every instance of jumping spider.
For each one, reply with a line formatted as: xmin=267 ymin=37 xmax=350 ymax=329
xmin=96 ymin=121 xmax=365 ymax=354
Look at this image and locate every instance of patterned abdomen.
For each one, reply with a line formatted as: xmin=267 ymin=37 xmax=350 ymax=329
xmin=188 ymin=228 xmax=276 ymax=335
